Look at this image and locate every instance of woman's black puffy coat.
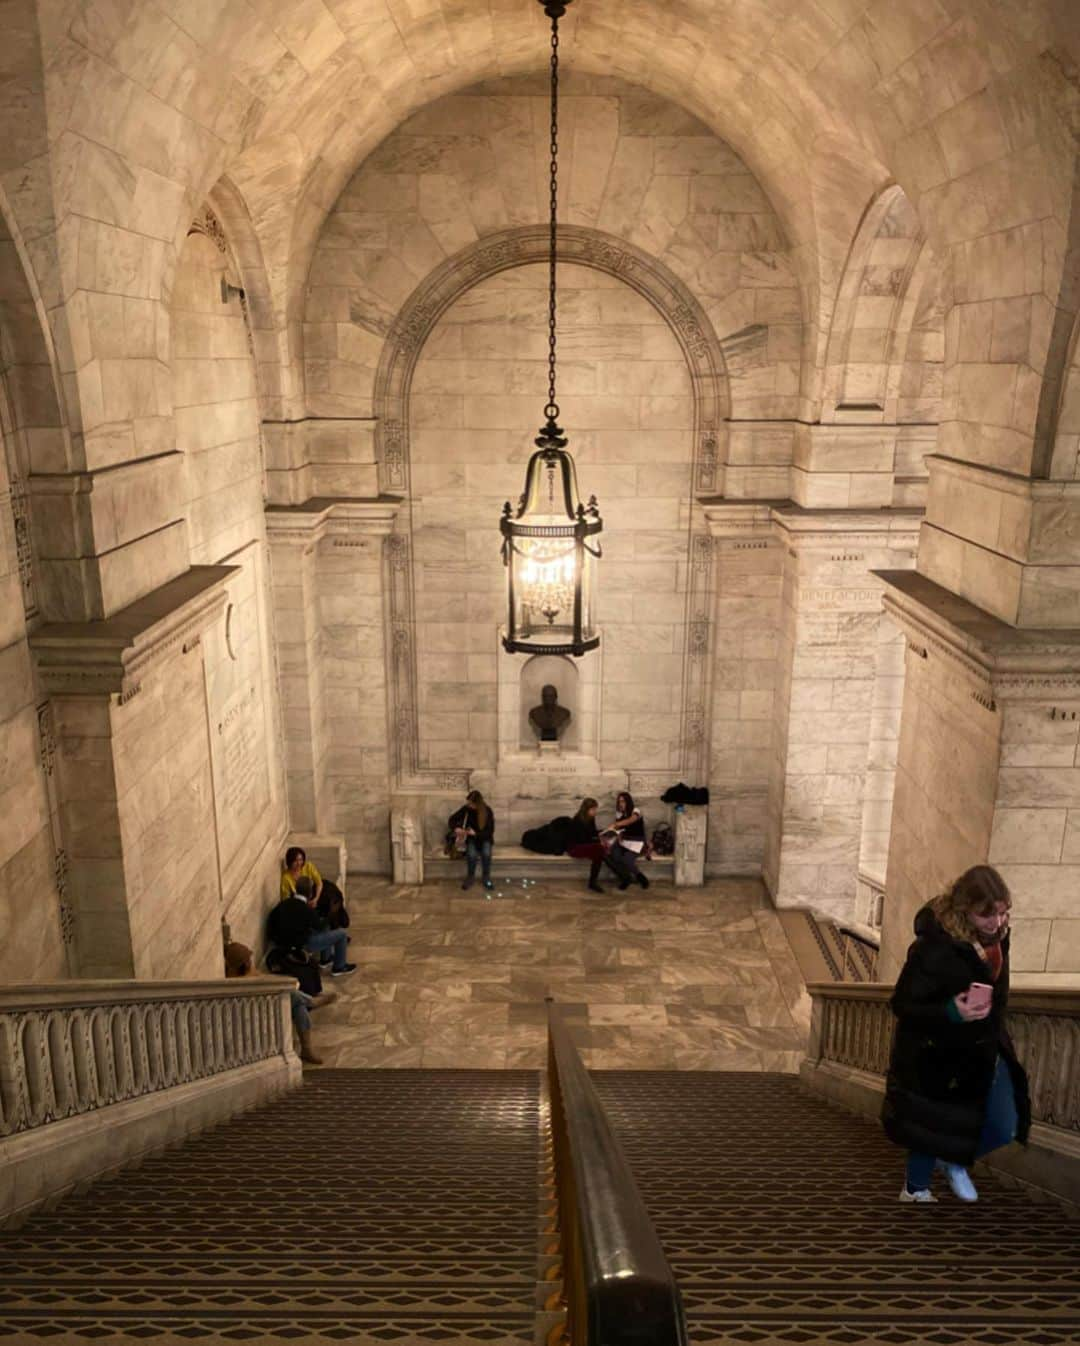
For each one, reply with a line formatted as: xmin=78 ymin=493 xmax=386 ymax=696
xmin=882 ymin=905 xmax=1030 ymax=1165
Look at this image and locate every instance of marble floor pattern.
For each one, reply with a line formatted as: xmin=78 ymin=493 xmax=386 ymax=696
xmin=310 ymin=877 xmax=811 ymax=1071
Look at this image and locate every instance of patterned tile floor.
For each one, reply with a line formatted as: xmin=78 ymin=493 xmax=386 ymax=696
xmin=311 ymin=877 xmax=810 ymax=1070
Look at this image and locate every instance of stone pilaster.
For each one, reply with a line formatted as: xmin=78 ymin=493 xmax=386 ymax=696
xmin=878 ymin=570 xmax=1080 ymax=984
xmin=266 ymin=498 xmax=401 ymax=870
xmin=29 ymin=566 xmax=234 ymax=978
xmin=765 ymin=508 xmax=920 ymax=922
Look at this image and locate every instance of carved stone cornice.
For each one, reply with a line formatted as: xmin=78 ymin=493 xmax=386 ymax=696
xmin=770 ymin=505 xmax=923 ymax=552
xmin=878 ymin=569 xmax=1080 ymax=702
xmin=703 ymin=501 xmax=922 ymax=553
xmin=265 ymin=497 xmax=403 ymax=547
xmin=29 ymin=566 xmax=236 ymax=701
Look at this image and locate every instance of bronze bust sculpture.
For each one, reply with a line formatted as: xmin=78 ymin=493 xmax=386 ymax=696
xmin=529 ymin=684 xmax=571 ymax=742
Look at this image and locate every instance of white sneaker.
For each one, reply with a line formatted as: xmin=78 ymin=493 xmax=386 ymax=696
xmin=899 ymin=1185 xmax=938 ymax=1203
xmin=937 ymin=1162 xmax=978 ymax=1202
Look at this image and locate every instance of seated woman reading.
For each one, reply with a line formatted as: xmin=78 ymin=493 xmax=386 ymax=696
xmin=565 ymin=797 xmax=634 ymax=893
xmin=601 ymin=791 xmax=650 ymax=890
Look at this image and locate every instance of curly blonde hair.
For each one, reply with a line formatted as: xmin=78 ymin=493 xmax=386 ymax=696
xmin=930 ymin=865 xmax=1011 ymax=942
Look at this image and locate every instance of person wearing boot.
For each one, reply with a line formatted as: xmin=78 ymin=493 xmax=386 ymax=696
xmin=224 ymin=941 xmax=333 ymax=1066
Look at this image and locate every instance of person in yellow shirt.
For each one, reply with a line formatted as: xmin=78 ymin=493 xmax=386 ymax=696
xmin=281 ymin=847 xmax=322 ymax=902
xmin=281 ymin=847 xmax=350 ymax=932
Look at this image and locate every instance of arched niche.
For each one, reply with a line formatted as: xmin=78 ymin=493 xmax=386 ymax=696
xmin=518 ymin=655 xmax=581 ymax=752
xmin=373 ymin=225 xmax=730 ymax=791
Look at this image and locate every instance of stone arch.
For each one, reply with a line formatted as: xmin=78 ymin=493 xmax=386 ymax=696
xmin=821 ymin=185 xmax=939 ymax=425
xmin=374 ymin=224 xmax=730 ymax=790
xmin=373 ymin=224 xmax=730 ymax=499
xmin=0 ymin=188 xmax=71 ymax=623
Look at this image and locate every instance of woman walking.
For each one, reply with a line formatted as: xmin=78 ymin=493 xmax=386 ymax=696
xmin=447 ymin=789 xmax=495 ymax=890
xmin=883 ymin=865 xmax=1030 ymax=1203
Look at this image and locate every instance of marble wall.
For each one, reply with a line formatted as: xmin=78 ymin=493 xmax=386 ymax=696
xmin=409 ymin=261 xmax=693 ymax=808
xmin=0 ymin=403 xmax=67 ymax=984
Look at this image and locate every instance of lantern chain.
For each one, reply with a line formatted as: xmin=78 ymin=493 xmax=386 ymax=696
xmin=546 ymin=6 xmax=560 ymax=422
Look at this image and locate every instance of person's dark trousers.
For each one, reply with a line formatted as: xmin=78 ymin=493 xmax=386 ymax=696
xmin=906 ymin=1057 xmax=1018 ymax=1189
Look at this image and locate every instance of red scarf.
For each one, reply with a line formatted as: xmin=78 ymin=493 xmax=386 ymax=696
xmin=982 ymin=941 xmax=1003 ymax=982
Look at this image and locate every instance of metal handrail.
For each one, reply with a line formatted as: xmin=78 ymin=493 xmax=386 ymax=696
xmin=546 ymin=1000 xmax=688 ymax=1346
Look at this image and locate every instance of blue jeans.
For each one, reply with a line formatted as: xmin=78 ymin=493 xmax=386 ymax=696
xmin=466 ymin=838 xmax=492 ymax=881
xmin=291 ymin=990 xmax=312 ymax=1034
xmin=305 ymin=927 xmax=349 ymax=972
xmin=906 ymin=1057 xmax=1018 ymax=1189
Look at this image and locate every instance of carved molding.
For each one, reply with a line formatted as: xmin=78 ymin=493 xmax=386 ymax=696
xmin=881 ymin=570 xmax=1080 ymax=703
xmin=29 ymin=566 xmax=236 ymax=702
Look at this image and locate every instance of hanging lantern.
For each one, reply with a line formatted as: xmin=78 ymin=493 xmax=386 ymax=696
xmin=501 ymin=0 xmax=602 ymax=657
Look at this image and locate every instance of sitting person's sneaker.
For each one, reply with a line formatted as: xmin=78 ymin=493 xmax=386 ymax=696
xmin=937 ymin=1161 xmax=978 ymax=1202
xmin=331 ymin=963 xmax=357 ymax=977
xmin=899 ymin=1185 xmax=938 ymax=1203
xmin=483 ymin=879 xmax=494 ymax=890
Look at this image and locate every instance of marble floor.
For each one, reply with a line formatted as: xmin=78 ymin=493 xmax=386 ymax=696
xmin=310 ymin=877 xmax=811 ymax=1071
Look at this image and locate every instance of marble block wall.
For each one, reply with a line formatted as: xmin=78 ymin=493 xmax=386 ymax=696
xmin=988 ymin=700 xmax=1080 ymax=978
xmin=303 ymin=73 xmax=801 ymax=430
xmin=409 ymin=261 xmax=693 ymax=792
xmin=879 ymin=627 xmax=1002 ymax=982
xmin=319 ymin=529 xmax=392 ymax=874
xmin=707 ymin=517 xmax=784 ymax=876
xmin=856 ymin=613 xmax=906 ymax=905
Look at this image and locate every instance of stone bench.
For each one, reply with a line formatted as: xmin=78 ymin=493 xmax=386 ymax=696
xmin=423 ymin=844 xmax=675 ymax=885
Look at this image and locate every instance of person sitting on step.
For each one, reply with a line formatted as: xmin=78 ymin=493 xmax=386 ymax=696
xmin=224 ymin=941 xmax=331 ymax=1066
xmin=601 ymin=791 xmax=650 ymax=890
xmin=565 ymin=796 xmax=634 ymax=893
xmin=267 ymin=876 xmax=356 ymax=978
xmin=281 ymin=845 xmax=350 ymax=931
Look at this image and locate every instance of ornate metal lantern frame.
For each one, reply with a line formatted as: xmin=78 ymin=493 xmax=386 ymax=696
xmin=501 ymin=0 xmax=603 ymax=657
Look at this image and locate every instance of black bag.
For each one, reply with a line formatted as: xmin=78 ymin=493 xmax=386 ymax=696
xmin=650 ymin=823 xmax=674 ymax=855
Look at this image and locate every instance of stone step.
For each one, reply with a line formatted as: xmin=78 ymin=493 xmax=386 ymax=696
xmin=424 ymin=845 xmax=675 ymax=886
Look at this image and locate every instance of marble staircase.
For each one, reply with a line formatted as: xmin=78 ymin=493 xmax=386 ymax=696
xmin=596 ymin=1070 xmax=1080 ymax=1346
xmin=2 ymin=1067 xmax=1078 ymax=1344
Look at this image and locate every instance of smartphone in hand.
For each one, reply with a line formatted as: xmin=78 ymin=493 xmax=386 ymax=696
xmin=964 ymin=982 xmax=993 ymax=1015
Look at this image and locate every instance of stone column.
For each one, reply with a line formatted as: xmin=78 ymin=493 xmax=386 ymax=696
xmin=878 ymin=571 xmax=1080 ymax=983
xmin=766 ymin=508 xmax=919 ymax=923
xmin=266 ymin=499 xmax=400 ymax=871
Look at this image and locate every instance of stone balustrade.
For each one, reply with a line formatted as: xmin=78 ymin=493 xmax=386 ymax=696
xmin=806 ymin=984 xmax=1080 ymax=1134
xmin=0 ymin=978 xmax=300 ymax=1223
xmin=802 ymin=983 xmax=1080 ymax=1202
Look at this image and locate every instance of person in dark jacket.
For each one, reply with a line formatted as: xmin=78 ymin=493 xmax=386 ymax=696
xmin=882 ymin=865 xmax=1030 ymax=1204
xmin=564 ymin=797 xmax=633 ymax=892
xmin=266 ymin=877 xmax=356 ymax=977
xmin=601 ymin=791 xmax=649 ymax=890
xmin=448 ymin=789 xmax=495 ymax=890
